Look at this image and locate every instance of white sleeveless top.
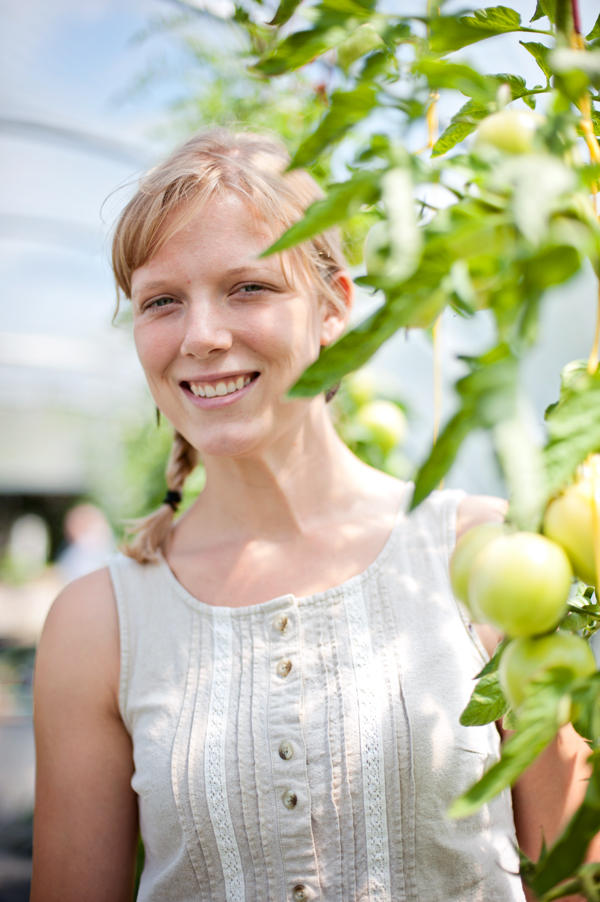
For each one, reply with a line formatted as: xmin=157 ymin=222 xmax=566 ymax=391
xmin=109 ymin=487 xmax=525 ymax=902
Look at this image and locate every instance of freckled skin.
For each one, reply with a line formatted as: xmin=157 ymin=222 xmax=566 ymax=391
xmin=130 ymin=194 xmax=341 ymax=460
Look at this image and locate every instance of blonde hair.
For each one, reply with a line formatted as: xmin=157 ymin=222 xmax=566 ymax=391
xmin=112 ymin=128 xmax=348 ymax=563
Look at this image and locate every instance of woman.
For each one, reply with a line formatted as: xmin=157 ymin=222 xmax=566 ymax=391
xmin=31 ymin=130 xmax=596 ymax=902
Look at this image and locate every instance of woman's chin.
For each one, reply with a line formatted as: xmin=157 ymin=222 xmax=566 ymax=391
xmin=186 ymin=423 xmax=271 ymax=461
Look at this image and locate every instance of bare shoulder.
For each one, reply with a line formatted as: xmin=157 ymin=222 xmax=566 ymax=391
xmin=35 ymin=567 xmax=120 ymax=715
xmin=456 ymin=493 xmax=508 ymax=540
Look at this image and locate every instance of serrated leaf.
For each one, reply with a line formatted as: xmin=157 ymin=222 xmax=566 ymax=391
xmin=476 ymin=637 xmax=509 ymax=678
xmin=267 ymin=0 xmax=303 ymax=26
xmin=428 ymin=6 xmax=525 ymax=55
xmin=261 ymin=171 xmax=380 ymax=256
xmin=290 ymin=84 xmax=378 ymax=168
xmin=253 ymin=24 xmax=349 ymax=76
xmin=411 ymin=345 xmax=518 ymax=509
xmin=527 ymin=749 xmax=600 ymax=898
xmin=460 ymin=672 xmax=509 ymax=726
xmin=448 ymin=676 xmax=569 ymax=819
xmin=415 ymin=59 xmax=495 ymax=101
xmin=288 ymin=302 xmax=402 ymax=396
xmin=531 ymin=0 xmax=555 ymax=24
xmin=587 ymin=14 xmax=600 ymax=42
xmin=543 ymin=371 xmax=600 ymax=498
xmin=520 ymin=40 xmax=552 ymax=80
xmin=502 ymin=707 xmax=519 ymax=730
xmin=432 ymin=100 xmax=487 ymax=156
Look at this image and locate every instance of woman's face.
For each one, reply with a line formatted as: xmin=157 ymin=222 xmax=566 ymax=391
xmin=130 ymin=193 xmax=349 ymax=459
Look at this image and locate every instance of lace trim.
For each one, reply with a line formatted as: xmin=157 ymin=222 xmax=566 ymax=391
xmin=345 ymin=584 xmax=392 ymax=901
xmin=204 ymin=610 xmax=245 ymax=902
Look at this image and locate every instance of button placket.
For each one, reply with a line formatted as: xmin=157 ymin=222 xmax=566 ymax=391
xmin=268 ymin=602 xmax=319 ymax=901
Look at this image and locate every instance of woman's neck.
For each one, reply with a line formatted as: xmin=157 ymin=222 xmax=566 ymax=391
xmin=174 ymin=408 xmax=379 ymax=546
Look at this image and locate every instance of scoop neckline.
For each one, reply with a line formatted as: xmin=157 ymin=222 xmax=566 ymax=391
xmin=155 ymin=481 xmax=415 ymax=618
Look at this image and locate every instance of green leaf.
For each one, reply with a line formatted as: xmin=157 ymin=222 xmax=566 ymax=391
xmin=288 ymin=302 xmax=402 ymax=396
xmin=531 ymin=0 xmax=555 ymax=24
xmin=587 ymin=14 xmax=600 ymax=42
xmin=523 ymin=244 xmax=581 ymax=292
xmin=432 ymin=100 xmax=488 ymax=156
xmin=570 ymin=673 xmax=600 ymax=744
xmin=411 ymin=345 xmax=518 ymax=509
xmin=527 ymin=750 xmax=600 ymax=898
xmin=415 ymin=59 xmax=495 ymax=101
xmin=428 ymin=6 xmax=526 ymax=55
xmin=520 ymin=40 xmax=552 ymax=80
xmin=448 ymin=676 xmax=568 ymax=819
xmin=290 ymin=84 xmax=379 ymax=168
xmin=267 ymin=0 xmax=304 ymax=27
xmin=336 ymin=22 xmax=385 ymax=70
xmin=460 ymin=671 xmax=510 ymax=726
xmin=253 ymin=24 xmax=349 ymax=76
xmin=543 ymin=371 xmax=600 ymax=498
xmin=475 ymin=637 xmax=509 ymax=678
xmin=261 ymin=171 xmax=381 ymax=256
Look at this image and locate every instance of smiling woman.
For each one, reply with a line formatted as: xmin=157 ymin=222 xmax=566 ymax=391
xmin=114 ymin=131 xmax=351 ymax=563
xmin=30 ymin=129 xmax=597 ymax=902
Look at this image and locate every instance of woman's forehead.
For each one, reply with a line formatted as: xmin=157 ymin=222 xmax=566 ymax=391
xmin=130 ymin=194 xmax=297 ymax=293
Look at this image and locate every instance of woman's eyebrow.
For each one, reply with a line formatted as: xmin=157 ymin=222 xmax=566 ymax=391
xmin=131 ymin=279 xmax=171 ymax=296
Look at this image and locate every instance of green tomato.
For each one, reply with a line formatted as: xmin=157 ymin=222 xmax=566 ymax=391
xmin=449 ymin=522 xmax=508 ymax=619
xmin=337 ymin=24 xmax=384 ymax=71
xmin=346 ymin=369 xmax=377 ymax=407
xmin=468 ymin=532 xmax=573 ymax=637
xmin=499 ymin=633 xmax=596 ymax=709
xmin=474 ymin=109 xmax=545 ymax=154
xmin=356 ymin=400 xmax=407 ymax=453
xmin=543 ymin=478 xmax=598 ymax=587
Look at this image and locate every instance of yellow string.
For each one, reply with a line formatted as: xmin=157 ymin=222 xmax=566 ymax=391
xmin=432 ymin=313 xmax=443 ymax=447
xmin=589 ymin=281 xmax=600 ymax=375
xmin=590 ymin=461 xmax=600 ymax=592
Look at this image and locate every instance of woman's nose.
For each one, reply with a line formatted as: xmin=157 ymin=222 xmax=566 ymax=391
xmin=179 ymin=301 xmax=233 ymax=358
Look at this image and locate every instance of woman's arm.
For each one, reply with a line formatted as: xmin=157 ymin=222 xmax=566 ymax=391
xmin=31 ymin=568 xmax=139 ymax=902
xmin=457 ymin=495 xmax=600 ymax=902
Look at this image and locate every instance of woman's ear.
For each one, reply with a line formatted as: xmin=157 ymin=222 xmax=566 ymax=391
xmin=320 ymin=270 xmax=354 ymax=347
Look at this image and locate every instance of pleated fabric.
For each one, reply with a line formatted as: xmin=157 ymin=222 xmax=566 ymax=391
xmin=109 ymin=487 xmax=525 ymax=902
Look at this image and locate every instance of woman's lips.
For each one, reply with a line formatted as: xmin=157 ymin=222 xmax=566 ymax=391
xmin=180 ymin=373 xmax=259 ymax=408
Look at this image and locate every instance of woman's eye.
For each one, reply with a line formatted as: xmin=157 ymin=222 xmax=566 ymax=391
xmin=238 ymin=284 xmax=267 ymax=295
xmin=147 ymin=296 xmax=175 ymax=309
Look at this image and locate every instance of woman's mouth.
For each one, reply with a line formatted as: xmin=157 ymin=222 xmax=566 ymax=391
xmin=180 ymin=372 xmax=259 ymax=406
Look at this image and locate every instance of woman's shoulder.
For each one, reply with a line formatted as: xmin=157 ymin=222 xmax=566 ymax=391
xmin=36 ymin=567 xmax=120 ymax=716
xmin=456 ymin=493 xmax=508 ymax=540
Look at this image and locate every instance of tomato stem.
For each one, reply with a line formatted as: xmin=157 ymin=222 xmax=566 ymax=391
xmin=570 ymin=0 xmax=581 ymax=35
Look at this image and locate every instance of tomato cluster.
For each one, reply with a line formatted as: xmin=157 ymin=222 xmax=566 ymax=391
xmin=450 ymin=466 xmax=599 ymax=709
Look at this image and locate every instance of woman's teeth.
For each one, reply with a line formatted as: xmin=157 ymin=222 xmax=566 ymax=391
xmin=188 ymin=376 xmax=252 ymax=398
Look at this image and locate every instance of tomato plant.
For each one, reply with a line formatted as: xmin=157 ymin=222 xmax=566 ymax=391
xmin=449 ymin=521 xmax=508 ymax=617
xmin=500 ymin=632 xmax=596 ymax=708
xmin=469 ymin=532 xmax=573 ymax=636
xmin=544 ymin=468 xmax=600 ymax=587
xmin=474 ymin=108 xmax=545 ymax=153
xmin=229 ymin=0 xmax=600 ymax=894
